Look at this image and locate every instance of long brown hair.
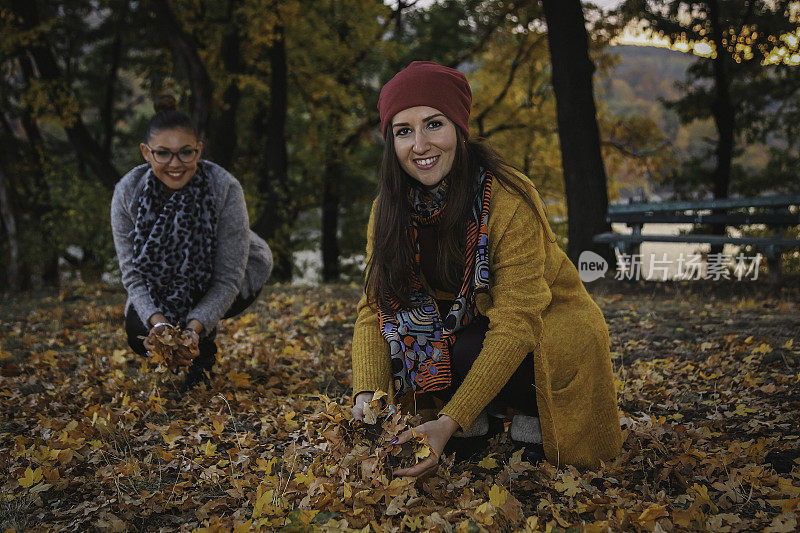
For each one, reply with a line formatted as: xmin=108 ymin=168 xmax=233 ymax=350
xmin=365 ymin=126 xmax=552 ymax=308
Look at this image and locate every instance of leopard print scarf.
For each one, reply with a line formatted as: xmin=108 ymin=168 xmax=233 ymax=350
xmin=379 ymin=169 xmax=493 ymax=395
xmin=132 ymin=166 xmax=217 ymax=324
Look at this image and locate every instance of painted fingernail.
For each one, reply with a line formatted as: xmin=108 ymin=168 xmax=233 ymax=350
xmin=390 ymin=437 xmax=398 ymax=444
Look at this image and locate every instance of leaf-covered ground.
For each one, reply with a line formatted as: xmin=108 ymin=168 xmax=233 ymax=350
xmin=1 ymin=280 xmax=799 ymax=532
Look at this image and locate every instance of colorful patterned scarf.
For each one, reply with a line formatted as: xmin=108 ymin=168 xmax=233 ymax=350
xmin=379 ymin=169 xmax=493 ymax=395
xmin=132 ymin=166 xmax=217 ymax=324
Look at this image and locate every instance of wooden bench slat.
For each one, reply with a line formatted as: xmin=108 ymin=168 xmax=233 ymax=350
xmin=607 ymin=194 xmax=800 ymax=214
xmin=608 ymin=213 xmax=800 ymax=225
xmin=592 ymin=232 xmax=800 ymax=248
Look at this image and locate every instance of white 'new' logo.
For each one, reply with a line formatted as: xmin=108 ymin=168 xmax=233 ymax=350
xmin=577 ymin=251 xmax=608 ymax=283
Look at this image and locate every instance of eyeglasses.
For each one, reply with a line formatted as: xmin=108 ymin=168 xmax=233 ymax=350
xmin=145 ymin=145 xmax=200 ymax=164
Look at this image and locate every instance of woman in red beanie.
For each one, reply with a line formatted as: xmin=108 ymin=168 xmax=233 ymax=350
xmin=351 ymin=61 xmax=622 ymax=476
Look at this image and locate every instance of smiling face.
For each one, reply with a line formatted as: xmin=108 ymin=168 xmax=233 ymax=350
xmin=391 ymin=106 xmax=458 ymax=189
xmin=139 ymin=128 xmax=203 ymax=190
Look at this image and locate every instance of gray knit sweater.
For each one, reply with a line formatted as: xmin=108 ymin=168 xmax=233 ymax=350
xmin=111 ymin=160 xmax=272 ymax=332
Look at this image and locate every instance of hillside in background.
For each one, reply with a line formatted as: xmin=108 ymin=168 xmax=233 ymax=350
xmin=598 ymin=44 xmax=695 ymax=139
xmin=595 ymin=45 xmax=719 ymax=200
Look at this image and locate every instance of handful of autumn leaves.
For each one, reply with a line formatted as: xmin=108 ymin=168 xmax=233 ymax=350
xmin=142 ymin=324 xmax=200 ymax=369
xmin=305 ymin=391 xmax=442 ymax=483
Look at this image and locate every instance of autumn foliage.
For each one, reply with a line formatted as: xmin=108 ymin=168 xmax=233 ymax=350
xmin=143 ymin=325 xmax=201 ymax=369
xmin=1 ymin=283 xmax=799 ymax=531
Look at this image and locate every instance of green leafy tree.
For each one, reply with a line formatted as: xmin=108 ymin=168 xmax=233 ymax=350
xmin=618 ymin=0 xmax=800 ymax=199
xmin=0 ymin=0 xmax=154 ymax=285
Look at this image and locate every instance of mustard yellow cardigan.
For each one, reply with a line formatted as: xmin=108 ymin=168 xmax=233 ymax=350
xmin=351 ymin=173 xmax=622 ymax=469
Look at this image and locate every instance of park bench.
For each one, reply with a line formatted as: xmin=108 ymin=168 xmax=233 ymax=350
xmin=593 ymin=194 xmax=800 ymax=284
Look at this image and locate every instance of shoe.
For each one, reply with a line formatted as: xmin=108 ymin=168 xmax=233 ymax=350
xmin=510 ymin=414 xmax=542 ymax=444
xmin=453 ymin=411 xmax=489 ymax=437
xmin=181 ymin=361 xmax=214 ymax=392
xmin=516 ymin=442 xmax=546 ymax=464
xmin=510 ymin=414 xmax=545 ymax=464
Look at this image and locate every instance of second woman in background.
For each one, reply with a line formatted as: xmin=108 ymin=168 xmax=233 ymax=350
xmin=111 ymin=96 xmax=272 ymax=391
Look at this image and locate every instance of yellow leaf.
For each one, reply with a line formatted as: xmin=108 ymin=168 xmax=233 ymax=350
xmin=473 ymin=502 xmax=496 ymax=526
xmin=477 ymin=455 xmax=499 ymax=469
xmin=488 ymin=484 xmax=508 ymax=507
xmin=689 ymin=483 xmax=718 ymax=513
xmin=233 ymin=519 xmax=253 ymax=533
xmin=638 ymin=503 xmax=668 ymax=522
xmin=414 ymin=445 xmax=431 ymax=461
xmin=204 ymin=441 xmax=217 ymax=457
xmin=299 ymin=510 xmax=318 ymax=524
xmin=784 ymin=339 xmax=794 ymax=349
xmin=768 ymin=497 xmax=800 ymax=514
xmin=19 ymin=466 xmax=43 ymax=488
xmin=583 ymin=522 xmax=611 ymax=533
xmin=252 ymin=485 xmax=275 ymax=519
xmin=226 ymin=369 xmax=251 ymax=387
xmin=777 ymin=477 xmax=800 ymax=497
xmin=372 ymin=390 xmax=388 ymax=403
xmin=294 ymin=468 xmax=315 ymax=487
xmin=752 ymin=343 xmax=773 ymax=355
xmin=554 ymin=473 xmax=582 ymax=497
xmin=509 ymin=448 xmax=533 ymax=472
xmin=111 ymin=349 xmax=127 ymax=364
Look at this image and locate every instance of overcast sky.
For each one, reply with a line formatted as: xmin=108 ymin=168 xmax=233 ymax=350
xmin=406 ymin=0 xmax=626 ymax=9
xmin=592 ymin=0 xmax=625 ymax=9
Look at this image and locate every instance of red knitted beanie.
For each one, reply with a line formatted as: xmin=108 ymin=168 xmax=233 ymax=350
xmin=378 ymin=61 xmax=472 ymax=139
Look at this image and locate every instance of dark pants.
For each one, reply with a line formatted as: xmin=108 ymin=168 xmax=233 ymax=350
xmin=431 ymin=314 xmax=539 ymax=418
xmin=125 ymin=289 xmax=261 ymax=371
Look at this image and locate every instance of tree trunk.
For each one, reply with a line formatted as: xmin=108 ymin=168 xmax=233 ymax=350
xmin=252 ymin=28 xmax=293 ymax=281
xmin=541 ymin=0 xmax=613 ymax=266
xmin=212 ymin=1 xmax=242 ymax=168
xmin=150 ymin=0 xmax=214 ymax=140
xmin=3 ymin=105 xmax=58 ymax=285
xmin=708 ymin=0 xmax=735 ymax=254
xmin=708 ymin=0 xmax=735 ymax=201
xmin=0 ymin=168 xmax=19 ymax=289
xmin=321 ymin=158 xmax=341 ymax=282
xmin=102 ymin=31 xmax=123 ymax=158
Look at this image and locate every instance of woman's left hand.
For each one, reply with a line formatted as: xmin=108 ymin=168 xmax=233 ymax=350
xmin=173 ymin=329 xmax=200 ymax=366
xmin=392 ymin=415 xmax=459 ymax=477
xmin=186 ymin=319 xmax=204 ymax=335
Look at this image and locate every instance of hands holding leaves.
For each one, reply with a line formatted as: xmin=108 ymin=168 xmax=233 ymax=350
xmin=351 ymin=391 xmax=375 ymax=422
xmin=391 ymin=415 xmax=458 ymax=477
xmin=143 ymin=322 xmax=200 ymax=368
xmin=352 ymin=390 xmax=457 ymax=478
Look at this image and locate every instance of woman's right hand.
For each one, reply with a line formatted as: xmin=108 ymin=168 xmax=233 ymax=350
xmin=148 ymin=313 xmax=169 ymax=331
xmin=144 ymin=313 xmax=170 ymax=353
xmin=351 ymin=392 xmax=374 ymax=421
